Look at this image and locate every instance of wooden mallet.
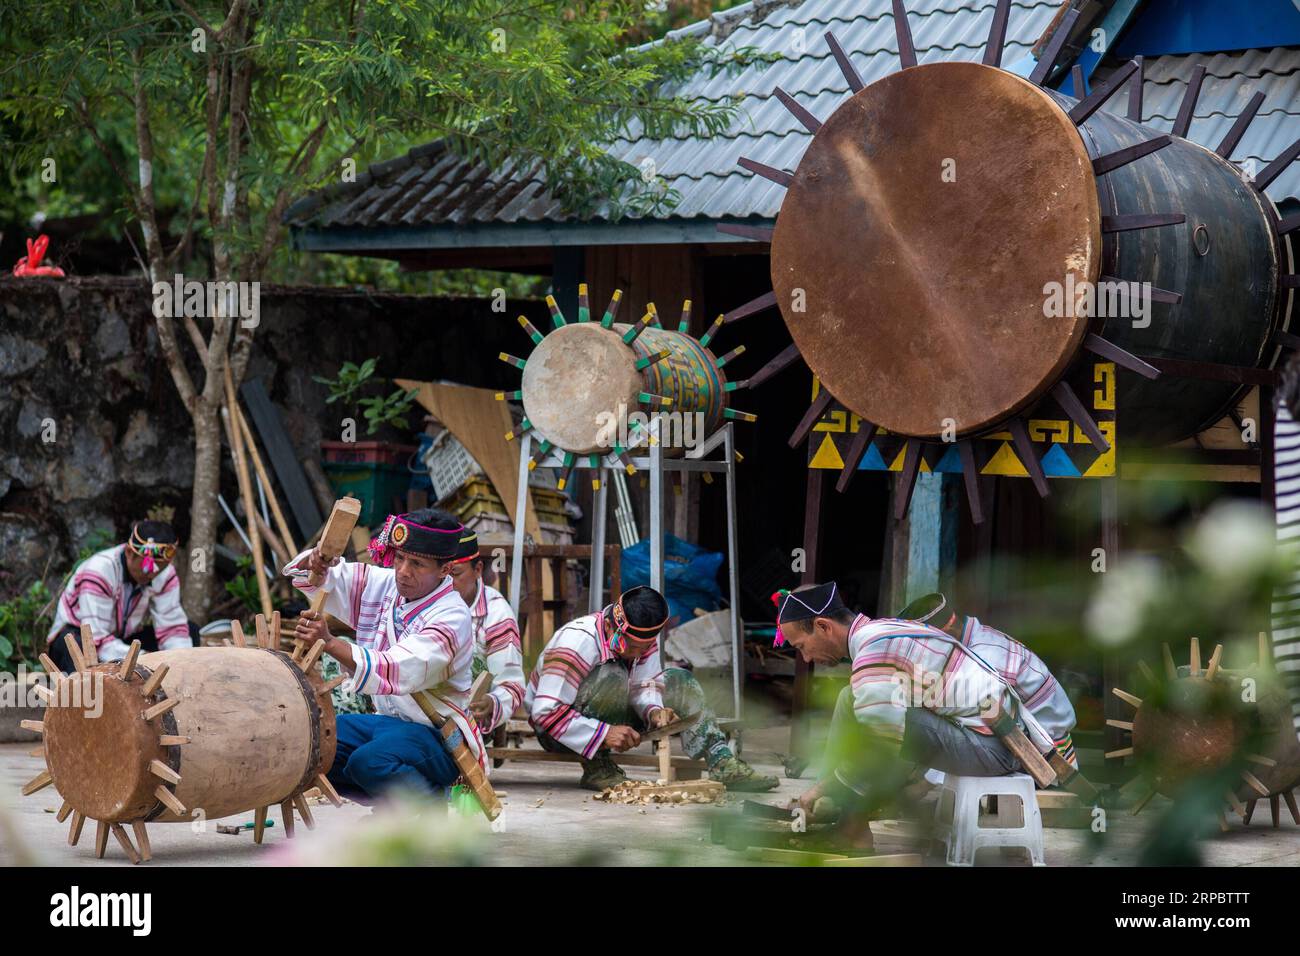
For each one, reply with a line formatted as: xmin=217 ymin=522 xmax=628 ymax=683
xmin=309 ymin=497 xmax=362 ymax=588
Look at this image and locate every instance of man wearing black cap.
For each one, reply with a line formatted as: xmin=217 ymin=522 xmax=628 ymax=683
xmin=445 ymin=528 xmax=526 ymax=735
xmin=285 ymin=507 xmax=486 ymax=802
xmin=773 ymin=582 xmax=1064 ymax=848
xmin=525 ymin=585 xmax=777 ymax=791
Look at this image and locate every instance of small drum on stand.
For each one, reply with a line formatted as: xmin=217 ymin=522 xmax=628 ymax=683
xmin=504 ymin=286 xmax=754 ymax=483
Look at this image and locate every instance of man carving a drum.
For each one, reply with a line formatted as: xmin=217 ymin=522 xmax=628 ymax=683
xmin=285 ymin=508 xmax=486 ymax=802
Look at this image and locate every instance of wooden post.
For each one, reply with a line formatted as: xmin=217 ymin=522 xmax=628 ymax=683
xmin=224 ymin=366 xmax=272 ymax=618
xmin=791 ymin=468 xmax=825 ymax=761
xmin=658 ymin=734 xmax=675 ymax=783
xmin=1260 ymin=382 xmax=1276 ymax=512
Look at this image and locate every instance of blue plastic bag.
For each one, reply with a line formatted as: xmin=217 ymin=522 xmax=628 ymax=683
xmin=619 ymin=535 xmax=723 ymax=624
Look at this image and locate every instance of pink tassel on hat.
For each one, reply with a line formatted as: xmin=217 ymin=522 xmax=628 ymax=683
xmin=368 ymin=515 xmax=398 ymax=567
xmin=770 ymin=589 xmax=790 ymax=647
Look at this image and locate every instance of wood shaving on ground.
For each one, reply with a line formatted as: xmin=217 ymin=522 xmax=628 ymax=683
xmin=302 ymin=787 xmax=356 ymax=806
xmin=593 ymin=780 xmax=726 ymax=806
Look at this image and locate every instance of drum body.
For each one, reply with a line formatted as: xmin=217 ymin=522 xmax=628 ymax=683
xmin=1066 ymin=94 xmax=1290 ymax=445
xmin=768 ymin=61 xmax=1294 ymax=444
xmin=520 ymin=321 xmax=728 ymax=455
xmin=42 ymin=646 xmax=336 ymax=825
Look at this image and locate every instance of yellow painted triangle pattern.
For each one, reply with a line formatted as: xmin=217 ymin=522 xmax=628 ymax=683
xmin=982 ymin=441 xmax=1029 ymax=477
xmin=1082 ymin=422 xmax=1116 ymax=477
xmin=810 ymin=433 xmax=845 ymax=470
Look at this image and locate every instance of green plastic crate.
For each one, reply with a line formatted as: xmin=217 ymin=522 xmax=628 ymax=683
xmin=323 ymin=461 xmax=411 ymax=527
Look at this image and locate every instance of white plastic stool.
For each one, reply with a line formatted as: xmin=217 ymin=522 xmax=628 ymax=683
xmin=933 ymin=773 xmax=1045 ymax=866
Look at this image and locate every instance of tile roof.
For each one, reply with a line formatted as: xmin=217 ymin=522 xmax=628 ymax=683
xmin=286 ymin=0 xmax=1300 ymax=241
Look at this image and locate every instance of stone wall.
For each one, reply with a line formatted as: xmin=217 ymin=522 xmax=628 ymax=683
xmin=0 ymin=275 xmax=540 ymax=595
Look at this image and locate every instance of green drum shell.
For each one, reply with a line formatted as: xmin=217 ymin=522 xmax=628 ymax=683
xmin=621 ymin=325 xmax=728 ymax=444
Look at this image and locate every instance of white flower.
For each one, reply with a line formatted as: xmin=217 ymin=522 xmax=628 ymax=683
xmin=1185 ymin=501 xmax=1277 ymax=584
xmin=1086 ymin=556 xmax=1165 ymax=647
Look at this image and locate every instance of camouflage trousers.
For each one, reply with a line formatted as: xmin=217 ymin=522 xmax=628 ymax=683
xmin=538 ymin=663 xmax=732 ymax=766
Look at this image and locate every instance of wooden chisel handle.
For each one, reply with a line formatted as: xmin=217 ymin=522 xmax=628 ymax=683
xmin=411 ymin=691 xmax=502 ymax=821
xmin=981 ymin=697 xmax=1057 ymax=789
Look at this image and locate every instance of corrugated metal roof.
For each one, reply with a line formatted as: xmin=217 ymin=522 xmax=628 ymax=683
xmin=286 ymin=0 xmax=1300 ymax=238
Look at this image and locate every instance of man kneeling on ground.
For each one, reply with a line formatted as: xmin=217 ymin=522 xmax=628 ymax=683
xmin=526 ymin=586 xmax=777 ymax=792
xmin=46 ymin=519 xmax=198 ymax=671
xmin=285 ymin=508 xmax=485 ymax=803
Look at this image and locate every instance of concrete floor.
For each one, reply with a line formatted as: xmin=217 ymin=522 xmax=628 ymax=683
xmin=4 ymin=727 xmax=1299 ymax=867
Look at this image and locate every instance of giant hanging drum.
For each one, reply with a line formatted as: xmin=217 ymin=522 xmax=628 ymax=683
xmin=735 ymin=3 xmax=1296 ymax=513
xmin=21 ymin=631 xmax=338 ymax=863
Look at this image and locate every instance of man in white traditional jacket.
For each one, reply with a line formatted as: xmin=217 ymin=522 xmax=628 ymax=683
xmin=896 ymin=592 xmax=1078 ymax=768
xmin=46 ymin=520 xmax=197 ymax=671
xmin=525 ymin=585 xmax=777 ymax=792
xmin=445 ymin=528 xmax=526 ymax=734
xmin=286 ymin=507 xmax=486 ymax=802
xmin=776 ymin=582 xmax=1076 ymax=849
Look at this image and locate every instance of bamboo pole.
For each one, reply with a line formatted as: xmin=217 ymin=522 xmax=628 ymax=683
xmin=223 ymin=366 xmax=272 ymax=618
xmin=235 ymin=404 xmax=299 ymax=555
xmin=252 ymin=509 xmax=286 ymax=568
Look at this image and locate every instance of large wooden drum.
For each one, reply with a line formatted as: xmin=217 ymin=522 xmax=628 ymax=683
xmin=29 ymin=643 xmax=336 ymax=860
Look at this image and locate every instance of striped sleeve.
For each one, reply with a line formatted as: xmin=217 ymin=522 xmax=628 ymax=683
xmin=149 ymin=568 xmax=192 ymax=650
xmin=482 ymin=600 xmax=525 ymax=733
xmin=283 ymin=548 xmax=371 ymax=632
xmin=62 ymin=567 xmax=118 ymax=648
xmin=349 ymin=610 xmax=465 ymax=698
xmin=848 ymin=638 xmax=912 ymax=756
xmin=1006 ymin=644 xmax=1077 ymax=755
xmin=1271 ymin=402 xmax=1300 ymax=743
xmin=528 ymin=627 xmax=608 ymax=758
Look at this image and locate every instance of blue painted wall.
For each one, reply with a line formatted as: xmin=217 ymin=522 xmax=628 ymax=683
xmin=1115 ymin=0 xmax=1300 ymax=56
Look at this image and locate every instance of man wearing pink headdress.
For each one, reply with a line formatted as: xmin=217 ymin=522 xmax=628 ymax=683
xmin=46 ymin=519 xmax=197 ymax=672
xmin=285 ymin=506 xmax=485 ymax=802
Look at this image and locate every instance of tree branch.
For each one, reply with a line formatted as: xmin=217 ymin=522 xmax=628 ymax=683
xmin=171 ymin=0 xmax=219 ymax=41
xmin=130 ymin=49 xmax=166 ymax=278
xmin=168 ymin=47 xmax=224 ymax=269
xmin=248 ymin=117 xmax=329 ymax=277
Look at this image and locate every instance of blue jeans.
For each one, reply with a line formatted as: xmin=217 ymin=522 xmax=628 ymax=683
xmin=329 ymin=713 xmax=459 ymax=802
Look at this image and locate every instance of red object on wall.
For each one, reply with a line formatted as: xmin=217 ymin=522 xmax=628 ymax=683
xmin=12 ymin=235 xmax=66 ymax=278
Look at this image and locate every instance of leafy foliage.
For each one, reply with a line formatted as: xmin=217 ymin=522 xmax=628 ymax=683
xmin=313 ymin=357 xmax=417 ymax=435
xmin=0 ymin=580 xmax=54 ymax=672
xmin=0 ymin=1 xmax=761 ymax=281
xmin=0 ymin=527 xmax=117 ymax=672
xmin=224 ymin=554 xmax=284 ymax=615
